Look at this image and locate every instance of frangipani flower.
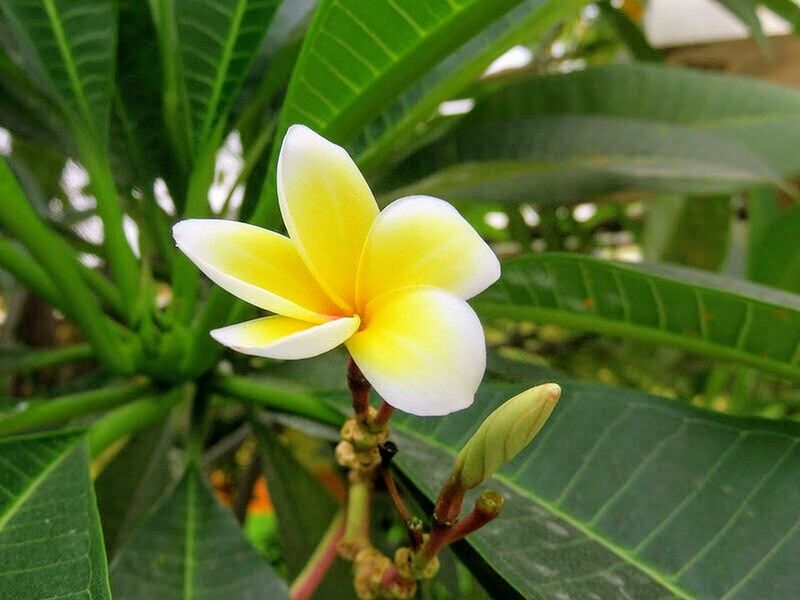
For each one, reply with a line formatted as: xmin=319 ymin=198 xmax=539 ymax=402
xmin=174 ymin=125 xmax=500 ymax=416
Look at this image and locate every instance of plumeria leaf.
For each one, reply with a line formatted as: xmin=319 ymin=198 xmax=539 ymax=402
xmin=392 ymin=381 xmax=800 ymax=599
xmin=110 ymin=465 xmax=288 ymax=599
xmin=474 ymin=253 xmax=800 ymax=381
xmin=0 ymin=431 xmax=111 ymax=599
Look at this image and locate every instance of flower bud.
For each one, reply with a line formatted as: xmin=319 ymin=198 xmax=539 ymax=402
xmin=452 ymin=383 xmax=560 ymax=490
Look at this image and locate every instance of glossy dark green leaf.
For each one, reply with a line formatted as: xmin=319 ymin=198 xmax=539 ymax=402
xmin=384 ymin=64 xmax=800 ymax=204
xmin=0 ymin=431 xmax=111 ymax=598
xmin=250 ymin=0 xmax=550 ymax=225
xmin=95 ymin=418 xmax=176 ymax=556
xmin=252 ymin=420 xmax=354 ymax=597
xmin=110 ymin=465 xmax=288 ymax=599
xmin=474 ymin=253 xmax=800 ymax=380
xmin=0 ymin=0 xmax=117 ymax=144
xmin=351 ymin=0 xmax=585 ymax=174
xmin=391 ymin=382 xmax=800 ymax=599
xmin=157 ymin=0 xmax=280 ymax=165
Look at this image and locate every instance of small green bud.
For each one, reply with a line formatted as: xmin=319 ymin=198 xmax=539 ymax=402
xmin=452 ymin=383 xmax=560 ymax=490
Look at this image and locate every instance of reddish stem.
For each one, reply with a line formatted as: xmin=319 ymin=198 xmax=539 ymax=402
xmin=373 ymin=400 xmax=394 ymax=426
xmin=290 ymin=511 xmax=346 ymax=600
xmin=347 ymin=356 xmax=371 ymax=423
xmin=382 ymin=466 xmax=424 ymax=550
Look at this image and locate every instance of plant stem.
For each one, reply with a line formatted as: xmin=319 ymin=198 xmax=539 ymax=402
xmin=374 ymin=401 xmax=394 ymax=426
xmin=88 ymin=386 xmax=186 ymax=457
xmin=0 ymin=343 xmax=93 ymax=375
xmin=347 ymin=357 xmax=371 ymax=423
xmin=0 ymin=235 xmax=61 ymax=307
xmin=213 ymin=375 xmax=343 ymax=426
xmin=0 ymin=159 xmax=134 ymax=373
xmin=76 ymin=135 xmax=140 ymax=319
xmin=290 ymin=511 xmax=346 ymax=600
xmin=340 ymin=478 xmax=372 ymax=555
xmin=0 ymin=382 xmax=151 ymax=437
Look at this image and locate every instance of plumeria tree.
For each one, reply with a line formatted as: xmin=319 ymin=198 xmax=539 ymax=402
xmin=1 ymin=1 xmax=800 ymax=599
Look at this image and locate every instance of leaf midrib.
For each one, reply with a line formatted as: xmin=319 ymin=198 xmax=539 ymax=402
xmin=0 ymin=435 xmax=80 ymax=533
xmin=198 ymin=0 xmax=249 ymax=145
xmin=394 ymin=427 xmax=692 ymax=600
xmin=183 ymin=472 xmax=197 ymax=600
xmin=41 ymin=0 xmax=94 ymax=130
xmin=474 ymin=302 xmax=800 ymax=381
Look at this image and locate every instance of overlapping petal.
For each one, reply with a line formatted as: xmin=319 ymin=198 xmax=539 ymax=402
xmin=212 ymin=315 xmax=360 ymax=359
xmin=174 ymin=219 xmax=340 ymax=323
xmin=356 ymin=195 xmax=501 ymax=307
xmin=277 ymin=125 xmax=378 ymax=312
xmin=346 ymin=287 xmax=485 ymax=416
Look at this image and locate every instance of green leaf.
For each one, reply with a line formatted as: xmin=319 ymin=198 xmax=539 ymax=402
xmin=383 ymin=116 xmax=778 ymax=205
xmin=351 ymin=0 xmax=585 ymax=175
xmin=643 ymin=194 xmax=732 ymax=271
xmin=157 ymin=0 xmax=280 ymax=166
xmin=112 ymin=0 xmax=171 ymax=186
xmin=94 ymin=419 xmax=176 ymax=556
xmin=110 ymin=465 xmax=288 ymax=599
xmin=747 ymin=203 xmax=800 ymax=294
xmin=597 ymin=0 xmax=661 ymax=62
xmin=384 ymin=64 xmax=800 ymax=203
xmin=473 ymin=253 xmax=800 ymax=381
xmin=0 ymin=0 xmax=117 ymax=144
xmin=760 ymin=0 xmax=800 ymax=31
xmin=0 ymin=431 xmax=111 ymax=598
xmin=250 ymin=0 xmax=548 ymax=225
xmin=252 ymin=420 xmax=354 ymax=597
xmin=391 ymin=381 xmax=800 ymax=599
xmin=713 ymin=0 xmax=767 ymax=48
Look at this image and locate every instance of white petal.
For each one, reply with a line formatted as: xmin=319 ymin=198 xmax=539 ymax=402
xmin=346 ymin=287 xmax=485 ymax=416
xmin=211 ymin=315 xmax=360 ymax=359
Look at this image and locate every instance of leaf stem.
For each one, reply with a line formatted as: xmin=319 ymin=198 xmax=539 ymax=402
xmin=0 ymin=381 xmax=151 ymax=438
xmin=340 ymin=477 xmax=372 ymax=557
xmin=88 ymin=386 xmax=186 ymax=457
xmin=213 ymin=375 xmax=343 ymax=426
xmin=0 ymin=343 xmax=93 ymax=375
xmin=290 ymin=510 xmax=346 ymax=600
xmin=0 ymin=159 xmax=134 ymax=373
xmin=75 ymin=136 xmax=140 ymax=320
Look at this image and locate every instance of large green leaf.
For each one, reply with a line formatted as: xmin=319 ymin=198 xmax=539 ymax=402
xmin=350 ymin=0 xmax=585 ymax=175
xmin=157 ymin=0 xmax=279 ymax=167
xmin=95 ymin=419 xmax=176 ymax=557
xmin=473 ymin=253 xmax=800 ymax=380
xmin=384 ymin=64 xmax=800 ymax=203
xmin=391 ymin=382 xmax=800 ymax=599
xmin=250 ymin=0 xmax=550 ymax=225
xmin=112 ymin=0 xmax=170 ymax=186
xmin=0 ymin=0 xmax=117 ymax=144
xmin=110 ymin=465 xmax=288 ymax=599
xmin=0 ymin=431 xmax=111 ymax=598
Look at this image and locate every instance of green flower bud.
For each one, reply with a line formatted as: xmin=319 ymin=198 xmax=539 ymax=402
xmin=452 ymin=383 xmax=560 ymax=490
